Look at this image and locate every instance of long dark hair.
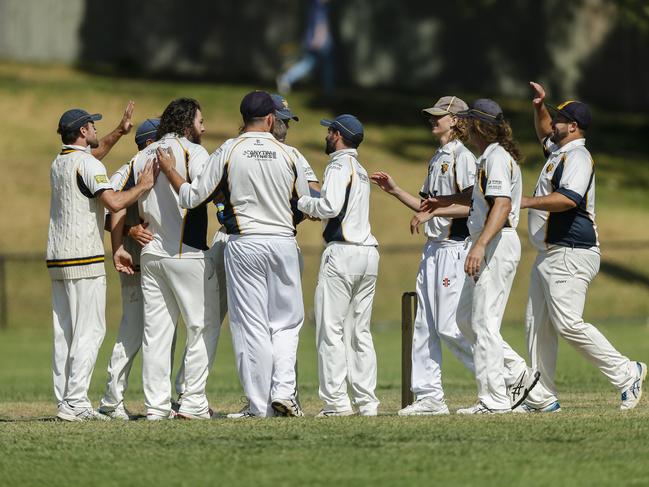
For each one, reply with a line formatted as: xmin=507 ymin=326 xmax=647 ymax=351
xmin=157 ymin=98 xmax=201 ymax=139
xmin=471 ymin=118 xmax=523 ymax=162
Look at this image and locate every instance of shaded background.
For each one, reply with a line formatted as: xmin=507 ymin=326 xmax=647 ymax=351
xmin=1 ymin=0 xmax=649 ymax=110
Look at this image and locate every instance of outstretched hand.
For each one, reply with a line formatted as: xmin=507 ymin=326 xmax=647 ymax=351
xmin=369 ymin=171 xmax=398 ymax=194
xmin=119 ymin=101 xmax=135 ymax=135
xmin=530 ymin=82 xmax=546 ymax=107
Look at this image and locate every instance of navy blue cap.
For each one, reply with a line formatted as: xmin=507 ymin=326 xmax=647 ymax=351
xmin=457 ymin=99 xmax=505 ymax=125
xmin=57 ymin=108 xmax=102 ymax=133
xmin=271 ymin=94 xmax=299 ymax=121
xmin=135 ymin=118 xmax=160 ymax=148
xmin=320 ymin=114 xmax=364 ymax=144
xmin=547 ymin=101 xmax=592 ymax=130
xmin=240 ymin=91 xmax=276 ymax=122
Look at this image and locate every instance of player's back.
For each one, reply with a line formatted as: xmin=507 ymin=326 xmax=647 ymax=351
xmin=221 ymin=132 xmax=308 ymax=237
xmin=133 ymin=133 xmax=209 ymax=258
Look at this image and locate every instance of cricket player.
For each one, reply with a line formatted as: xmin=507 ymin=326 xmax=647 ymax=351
xmin=370 ymin=96 xmax=476 ymax=415
xmin=271 ymin=93 xmax=321 ymax=194
xmin=123 ymin=98 xmax=222 ymax=420
xmin=48 ymin=106 xmax=156 ymax=421
xmin=97 ymin=119 xmax=159 ymax=420
xmin=519 ymin=82 xmax=646 ymax=412
xmin=156 ymin=91 xmax=310 ymax=418
xmin=422 ymin=99 xmax=538 ymax=414
xmin=298 ymin=114 xmax=380 ymax=417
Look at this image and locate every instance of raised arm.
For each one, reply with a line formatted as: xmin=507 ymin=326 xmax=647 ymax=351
xmin=92 ymin=101 xmax=135 ymax=160
xmin=530 ymin=82 xmax=552 ymax=143
xmin=370 ymin=171 xmax=421 ymax=211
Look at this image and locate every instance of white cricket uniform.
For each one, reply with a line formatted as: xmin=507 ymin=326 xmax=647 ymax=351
xmin=456 ymin=142 xmax=527 ymax=410
xmin=298 ymin=148 xmax=380 ymax=414
xmin=411 ymin=139 xmax=476 ymax=404
xmin=177 ymin=131 xmax=310 ymax=417
xmin=47 ymin=145 xmax=112 ymax=409
xmin=525 ymin=137 xmax=635 ymax=408
xmin=131 ymin=134 xmax=222 ymax=419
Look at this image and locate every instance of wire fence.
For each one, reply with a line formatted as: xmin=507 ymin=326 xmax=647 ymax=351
xmin=1 ymin=239 xmax=649 ymax=329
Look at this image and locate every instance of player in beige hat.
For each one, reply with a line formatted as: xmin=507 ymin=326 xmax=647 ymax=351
xmin=371 ymin=96 xmax=477 ymax=415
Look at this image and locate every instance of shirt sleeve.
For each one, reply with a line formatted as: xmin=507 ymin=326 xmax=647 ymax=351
xmin=79 ymin=156 xmax=112 ymax=196
xmin=484 ymin=154 xmax=513 ymax=199
xmin=187 ymin=145 xmax=210 ymax=182
xmin=455 ymin=150 xmax=477 ymax=192
xmin=110 ymin=161 xmax=134 ymax=191
xmin=297 ymin=157 xmax=352 ymax=219
xmin=556 ymin=149 xmax=593 ymax=204
xmin=293 ymin=156 xmax=310 ymax=198
xmin=542 ymin=136 xmax=558 ymax=158
xmin=178 ymin=144 xmax=226 ymax=209
xmin=294 ymin=148 xmax=319 ymax=183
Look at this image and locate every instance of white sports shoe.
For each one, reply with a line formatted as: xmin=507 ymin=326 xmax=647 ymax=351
xmin=226 ymin=403 xmax=255 ymax=419
xmin=57 ymin=402 xmax=110 ymax=422
xmin=508 ymin=368 xmax=541 ymax=409
xmin=456 ymin=401 xmax=510 ymax=415
xmin=146 ymin=411 xmax=177 ymax=421
xmin=175 ymin=408 xmax=215 ymax=420
xmin=620 ymin=361 xmax=647 ymax=411
xmin=97 ymin=403 xmax=131 ymax=421
xmin=398 ymin=397 xmax=450 ymax=416
xmin=315 ymin=409 xmax=355 ymax=418
xmin=271 ymin=398 xmax=304 ymax=417
xmin=513 ymin=401 xmax=561 ymax=413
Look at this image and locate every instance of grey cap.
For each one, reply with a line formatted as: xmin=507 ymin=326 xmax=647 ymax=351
xmin=422 ymin=96 xmax=469 ymax=117
xmin=456 ymin=98 xmax=505 ymax=125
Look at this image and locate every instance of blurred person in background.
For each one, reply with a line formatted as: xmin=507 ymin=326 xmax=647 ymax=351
xmin=276 ymin=0 xmax=335 ymax=98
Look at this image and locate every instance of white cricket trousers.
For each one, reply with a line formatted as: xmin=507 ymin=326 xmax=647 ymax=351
xmin=225 ymin=235 xmax=304 ymax=417
xmin=173 ymin=233 xmax=229 ymax=398
xmin=525 ymin=247 xmax=635 ymax=407
xmin=141 ymin=253 xmax=221 ymax=418
xmin=456 ymin=230 xmax=527 ymax=410
xmin=412 ymin=239 xmax=474 ymax=403
xmin=99 ymin=273 xmax=144 ymax=410
xmin=315 ymin=243 xmax=380 ymax=414
xmin=51 ymin=276 xmax=106 ymax=408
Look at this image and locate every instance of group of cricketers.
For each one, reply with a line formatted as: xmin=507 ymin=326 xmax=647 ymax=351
xmin=46 ymin=83 xmax=646 ymax=421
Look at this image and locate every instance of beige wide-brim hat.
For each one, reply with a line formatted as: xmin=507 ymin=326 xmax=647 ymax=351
xmin=422 ymin=96 xmax=469 ymax=116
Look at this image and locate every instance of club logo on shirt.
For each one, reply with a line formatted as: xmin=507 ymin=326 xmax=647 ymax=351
xmin=441 ymin=163 xmax=449 ymax=174
xmin=243 ymin=149 xmax=277 ymax=161
xmin=94 ymin=175 xmax=109 ymax=183
xmin=442 ymin=277 xmax=450 ymax=287
xmin=546 ymin=163 xmax=554 ymax=173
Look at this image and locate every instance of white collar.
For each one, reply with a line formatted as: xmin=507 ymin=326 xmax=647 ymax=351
xmin=557 ymin=138 xmax=586 ymax=153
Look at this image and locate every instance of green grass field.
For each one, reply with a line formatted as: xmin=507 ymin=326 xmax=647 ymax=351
xmin=1 ymin=323 xmax=649 ymax=486
xmin=1 ymin=62 xmax=649 ymax=485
